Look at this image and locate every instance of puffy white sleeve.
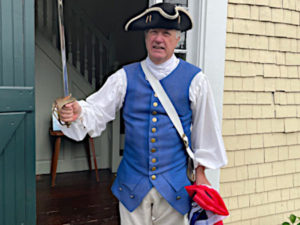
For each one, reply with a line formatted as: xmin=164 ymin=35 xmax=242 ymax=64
xmin=189 ymin=72 xmax=228 ymax=169
xmin=60 ymin=68 xmax=127 ymax=141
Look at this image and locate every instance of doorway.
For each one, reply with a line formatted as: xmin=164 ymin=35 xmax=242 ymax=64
xmin=35 ymin=0 xmax=147 ymax=224
xmin=35 ymin=0 xmax=147 ymax=175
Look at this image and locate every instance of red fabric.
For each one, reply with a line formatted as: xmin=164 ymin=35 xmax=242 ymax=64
xmin=214 ymin=221 xmax=223 ymax=225
xmin=185 ymin=185 xmax=229 ymax=216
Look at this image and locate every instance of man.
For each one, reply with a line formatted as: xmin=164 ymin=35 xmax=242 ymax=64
xmin=58 ymin=3 xmax=227 ymax=225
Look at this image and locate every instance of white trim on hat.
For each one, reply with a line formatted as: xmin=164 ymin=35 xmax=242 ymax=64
xmin=124 ymin=6 xmax=193 ymax=31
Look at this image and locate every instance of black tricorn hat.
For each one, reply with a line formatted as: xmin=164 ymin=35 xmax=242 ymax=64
xmin=124 ymin=3 xmax=193 ymax=31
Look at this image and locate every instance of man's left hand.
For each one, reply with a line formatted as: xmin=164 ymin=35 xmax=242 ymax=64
xmin=195 ymin=166 xmax=211 ymax=186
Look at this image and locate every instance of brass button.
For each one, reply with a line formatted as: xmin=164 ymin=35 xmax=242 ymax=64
xmin=130 ymin=195 xmax=135 ymax=199
xmin=153 ymin=102 xmax=158 ymax=107
xmin=152 ymin=167 xmax=157 ymax=171
xmin=176 ymin=196 xmax=181 ymax=200
xmin=154 ymin=93 xmax=158 ymax=97
xmin=119 ymin=187 xmax=122 ymax=191
xmin=152 ymin=158 xmax=157 ymax=163
xmin=151 ymin=175 xmax=156 ymax=180
xmin=151 ymin=138 xmax=156 ymax=143
xmin=152 ymin=117 xmax=157 ymax=123
xmin=152 ymin=111 xmax=157 ymax=115
xmin=151 ymin=127 xmax=156 ymax=133
xmin=151 ymin=148 xmax=156 ymax=153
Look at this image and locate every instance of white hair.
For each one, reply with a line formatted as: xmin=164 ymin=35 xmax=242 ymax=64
xmin=176 ymin=30 xmax=181 ymax=39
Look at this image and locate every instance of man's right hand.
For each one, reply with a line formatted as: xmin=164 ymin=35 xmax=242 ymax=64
xmin=58 ymin=101 xmax=82 ymax=123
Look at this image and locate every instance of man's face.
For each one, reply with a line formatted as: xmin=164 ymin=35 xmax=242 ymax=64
xmin=145 ymin=28 xmax=180 ymax=65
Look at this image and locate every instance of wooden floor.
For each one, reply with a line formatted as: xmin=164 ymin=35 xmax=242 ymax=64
xmin=36 ymin=169 xmax=120 ymax=225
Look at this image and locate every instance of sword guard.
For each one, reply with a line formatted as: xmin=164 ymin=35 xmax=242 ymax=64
xmin=52 ymin=95 xmax=77 ymax=128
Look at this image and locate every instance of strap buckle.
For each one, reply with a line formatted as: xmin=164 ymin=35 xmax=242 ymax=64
xmin=182 ymin=134 xmax=189 ymax=149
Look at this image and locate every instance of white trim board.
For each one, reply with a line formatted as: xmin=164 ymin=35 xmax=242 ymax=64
xmin=149 ymin=0 xmax=163 ymax=6
xmin=187 ymin=0 xmax=227 ymax=121
xmin=187 ymin=0 xmax=228 ymax=190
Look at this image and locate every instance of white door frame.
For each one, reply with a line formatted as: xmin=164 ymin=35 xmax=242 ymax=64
xmin=149 ymin=0 xmax=163 ymax=5
xmin=187 ymin=0 xmax=228 ymax=190
xmin=187 ymin=0 xmax=228 ymax=122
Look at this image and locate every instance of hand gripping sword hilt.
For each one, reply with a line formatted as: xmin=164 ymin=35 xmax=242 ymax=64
xmin=52 ymin=95 xmax=76 ymax=128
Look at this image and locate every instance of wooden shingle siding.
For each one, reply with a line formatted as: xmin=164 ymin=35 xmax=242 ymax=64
xmin=221 ymin=0 xmax=300 ymax=224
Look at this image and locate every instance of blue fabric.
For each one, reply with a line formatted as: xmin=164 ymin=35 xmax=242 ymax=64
xmin=189 ymin=205 xmax=209 ymax=225
xmin=188 ymin=202 xmax=210 ymax=225
xmin=111 ymin=59 xmax=201 ymax=215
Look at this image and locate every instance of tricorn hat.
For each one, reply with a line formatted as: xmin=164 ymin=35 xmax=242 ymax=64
xmin=124 ymin=3 xmax=193 ymax=31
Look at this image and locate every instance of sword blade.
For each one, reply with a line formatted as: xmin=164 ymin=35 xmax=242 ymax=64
xmin=57 ymin=0 xmax=69 ymax=97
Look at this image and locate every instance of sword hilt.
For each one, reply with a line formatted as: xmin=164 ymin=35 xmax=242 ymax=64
xmin=52 ymin=95 xmax=77 ymax=128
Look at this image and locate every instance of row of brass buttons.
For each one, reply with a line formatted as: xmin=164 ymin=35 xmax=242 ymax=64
xmin=151 ymin=95 xmax=158 ymax=181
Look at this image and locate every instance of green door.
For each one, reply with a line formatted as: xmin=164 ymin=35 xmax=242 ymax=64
xmin=0 ymin=0 xmax=36 ymax=224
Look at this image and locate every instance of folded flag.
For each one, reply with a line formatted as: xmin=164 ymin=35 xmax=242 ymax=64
xmin=185 ymin=184 xmax=229 ymax=225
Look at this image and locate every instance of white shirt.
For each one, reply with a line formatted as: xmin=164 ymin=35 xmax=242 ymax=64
xmin=61 ymin=55 xmax=227 ymax=169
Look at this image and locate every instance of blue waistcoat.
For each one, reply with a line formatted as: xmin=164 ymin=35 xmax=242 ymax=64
xmin=111 ymin=59 xmax=201 ymax=215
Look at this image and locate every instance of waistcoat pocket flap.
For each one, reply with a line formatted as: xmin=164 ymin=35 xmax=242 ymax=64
xmin=118 ymin=171 xmax=144 ymax=191
xmin=121 ymin=177 xmax=144 ymax=191
xmin=162 ymin=170 xmax=190 ymax=192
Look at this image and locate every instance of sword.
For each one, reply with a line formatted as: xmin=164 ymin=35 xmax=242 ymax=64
xmin=52 ymin=0 xmax=76 ymax=127
xmin=58 ymin=0 xmax=69 ymax=97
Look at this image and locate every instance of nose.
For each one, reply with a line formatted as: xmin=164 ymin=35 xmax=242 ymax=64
xmin=153 ymin=32 xmax=163 ymax=42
